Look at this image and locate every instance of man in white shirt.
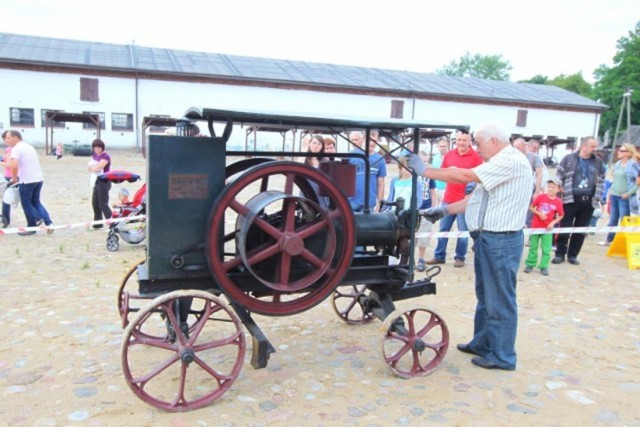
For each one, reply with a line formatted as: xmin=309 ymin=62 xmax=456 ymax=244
xmin=409 ymin=123 xmax=533 ymax=371
xmin=5 ymin=130 xmax=53 ymax=235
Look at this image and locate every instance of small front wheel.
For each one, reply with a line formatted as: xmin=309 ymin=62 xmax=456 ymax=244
xmin=106 ymin=234 xmax=120 ymax=252
xmin=380 ymin=306 xmax=449 ymax=378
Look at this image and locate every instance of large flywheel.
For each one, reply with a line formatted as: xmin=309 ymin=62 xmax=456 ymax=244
xmin=206 ymin=161 xmax=356 ymax=316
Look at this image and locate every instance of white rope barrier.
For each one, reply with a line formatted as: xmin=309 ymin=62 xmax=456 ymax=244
xmin=0 ymin=215 xmax=146 ymax=236
xmin=415 ymin=225 xmax=640 ymax=239
xmin=1 ymin=213 xmax=639 ymax=239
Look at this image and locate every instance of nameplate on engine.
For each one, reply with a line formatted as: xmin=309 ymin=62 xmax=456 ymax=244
xmin=168 ymin=174 xmax=209 ymax=199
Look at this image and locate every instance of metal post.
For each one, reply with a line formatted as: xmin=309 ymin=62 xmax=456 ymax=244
xmin=626 ymin=89 xmax=633 ymax=145
xmin=609 ymin=90 xmax=629 ymax=168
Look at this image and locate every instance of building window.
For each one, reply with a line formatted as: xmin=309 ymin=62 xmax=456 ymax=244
xmin=80 ymin=77 xmax=99 ymax=102
xmin=41 ymin=109 xmax=65 ymax=128
xmin=390 ymin=100 xmax=404 ymax=119
xmin=516 ymin=109 xmax=528 ymax=127
xmin=112 ymin=113 xmax=134 ymax=131
xmin=9 ymin=107 xmax=35 ymax=126
xmin=149 ymin=114 xmax=171 ymax=133
xmin=82 ymin=111 xmax=105 ymax=130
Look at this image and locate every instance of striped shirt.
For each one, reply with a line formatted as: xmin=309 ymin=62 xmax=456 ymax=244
xmin=465 ymin=145 xmax=533 ymax=232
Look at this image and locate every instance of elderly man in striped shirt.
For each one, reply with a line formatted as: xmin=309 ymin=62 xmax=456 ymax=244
xmin=408 ymin=123 xmax=533 ymax=371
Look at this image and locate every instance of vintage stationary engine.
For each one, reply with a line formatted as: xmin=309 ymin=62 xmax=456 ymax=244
xmin=116 ymin=108 xmax=462 ymax=412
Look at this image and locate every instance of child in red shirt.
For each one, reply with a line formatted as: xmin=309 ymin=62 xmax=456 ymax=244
xmin=524 ymin=178 xmax=564 ymax=276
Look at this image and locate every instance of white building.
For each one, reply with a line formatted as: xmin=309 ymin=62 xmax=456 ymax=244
xmin=0 ymin=32 xmax=606 ymax=154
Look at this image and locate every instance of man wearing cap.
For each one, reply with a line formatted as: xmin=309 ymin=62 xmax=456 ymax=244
xmin=552 ymin=137 xmax=605 ymax=265
xmin=523 ymin=177 xmax=564 ymax=276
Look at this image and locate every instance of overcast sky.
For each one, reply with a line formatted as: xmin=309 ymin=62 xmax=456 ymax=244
xmin=2 ymin=0 xmax=638 ymax=83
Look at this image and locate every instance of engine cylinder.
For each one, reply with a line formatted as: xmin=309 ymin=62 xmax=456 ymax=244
xmin=354 ymin=211 xmax=399 ymax=246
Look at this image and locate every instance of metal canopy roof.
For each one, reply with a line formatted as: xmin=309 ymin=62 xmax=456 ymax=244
xmin=44 ymin=111 xmax=100 ymax=152
xmin=0 ymin=32 xmax=606 ymax=111
xmin=184 ymin=107 xmax=469 ymax=133
xmin=46 ymin=112 xmax=100 ymax=124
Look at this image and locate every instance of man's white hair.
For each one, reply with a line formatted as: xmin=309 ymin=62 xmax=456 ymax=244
xmin=474 ymin=123 xmax=510 ymax=144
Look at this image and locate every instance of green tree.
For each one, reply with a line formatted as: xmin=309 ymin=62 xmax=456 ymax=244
xmin=548 ymin=73 xmax=593 ymax=98
xmin=437 ymin=52 xmax=512 ymax=81
xmin=518 ymin=74 xmax=549 ymax=84
xmin=593 ymin=21 xmax=640 ymax=137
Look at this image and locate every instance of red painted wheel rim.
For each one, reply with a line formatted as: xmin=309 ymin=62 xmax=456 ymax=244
xmin=121 ymin=290 xmax=245 ymax=412
xmin=381 ymin=307 xmax=449 ymax=378
xmin=206 ymin=161 xmax=355 ymax=316
xmin=331 ymin=285 xmax=375 ymax=324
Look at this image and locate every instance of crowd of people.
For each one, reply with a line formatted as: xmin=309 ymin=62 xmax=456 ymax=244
xmin=294 ymin=128 xmax=639 ymax=269
xmin=1 ymin=130 xmax=114 ymax=234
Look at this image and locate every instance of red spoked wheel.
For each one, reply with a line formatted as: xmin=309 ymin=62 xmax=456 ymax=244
xmin=121 ymin=290 xmax=245 ymax=412
xmin=118 ymin=257 xmax=147 ymax=329
xmin=331 ymin=285 xmax=375 ymax=325
xmin=206 ymin=161 xmax=355 ymax=316
xmin=380 ymin=306 xmax=449 ymax=378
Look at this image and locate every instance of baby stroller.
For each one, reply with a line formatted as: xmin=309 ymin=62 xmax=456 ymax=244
xmin=1 ymin=180 xmax=20 ymax=229
xmin=97 ymin=171 xmax=147 ymax=252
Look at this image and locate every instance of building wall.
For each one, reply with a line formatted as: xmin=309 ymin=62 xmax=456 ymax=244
xmin=412 ymin=98 xmax=599 ymax=138
xmin=0 ymin=68 xmax=600 ymax=150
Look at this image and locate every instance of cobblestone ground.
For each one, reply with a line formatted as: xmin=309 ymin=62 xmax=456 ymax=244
xmin=0 ymin=150 xmax=639 ymax=426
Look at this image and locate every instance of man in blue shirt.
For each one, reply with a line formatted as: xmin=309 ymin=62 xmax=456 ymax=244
xmin=348 ymin=130 xmax=387 ymax=212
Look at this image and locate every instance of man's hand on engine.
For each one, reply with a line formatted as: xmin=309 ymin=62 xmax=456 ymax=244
xmin=406 ymin=154 xmax=426 ymax=176
xmin=419 ymin=206 xmax=448 ymax=223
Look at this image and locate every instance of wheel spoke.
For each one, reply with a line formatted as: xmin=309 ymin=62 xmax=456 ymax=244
xmin=193 ymin=355 xmax=234 ymax=387
xmin=283 ymin=198 xmax=297 ymax=232
xmin=298 ymin=248 xmax=326 ymax=269
xmin=222 ymin=255 xmax=244 ymax=272
xmin=385 ymin=339 xmax=412 ymax=365
xmin=338 ymin=298 xmax=357 ymax=317
xmin=251 ymin=215 xmax=284 ymax=240
xmin=277 ymin=253 xmax=292 ymax=286
xmin=296 ymin=217 xmax=330 ymax=239
xmin=171 ymin=362 xmax=189 ymax=408
xmin=406 ymin=312 xmax=416 ymax=336
xmin=228 ymin=199 xmax=250 ymax=216
xmin=245 ymin=242 xmax=281 ymax=266
xmin=283 ymin=171 xmax=295 ymax=195
xmin=415 ymin=312 xmax=439 ymax=338
xmin=131 ymin=353 xmax=180 ymax=386
xmin=222 ymin=240 xmax=278 ymax=272
xmin=260 ymin=176 xmax=269 ymax=192
xmin=163 ymin=300 xmax=187 ymax=346
xmin=185 ymin=300 xmax=214 ymax=344
xmin=130 ymin=334 xmax=176 ymax=351
xmin=193 ymin=330 xmax=243 ymax=352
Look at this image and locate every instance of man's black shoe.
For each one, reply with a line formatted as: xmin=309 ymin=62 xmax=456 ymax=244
xmin=471 ymin=356 xmax=516 ymax=371
xmin=456 ymin=343 xmax=481 ymax=356
xmin=568 ymin=257 xmax=580 ymax=265
xmin=551 ymin=256 xmax=564 ymax=264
